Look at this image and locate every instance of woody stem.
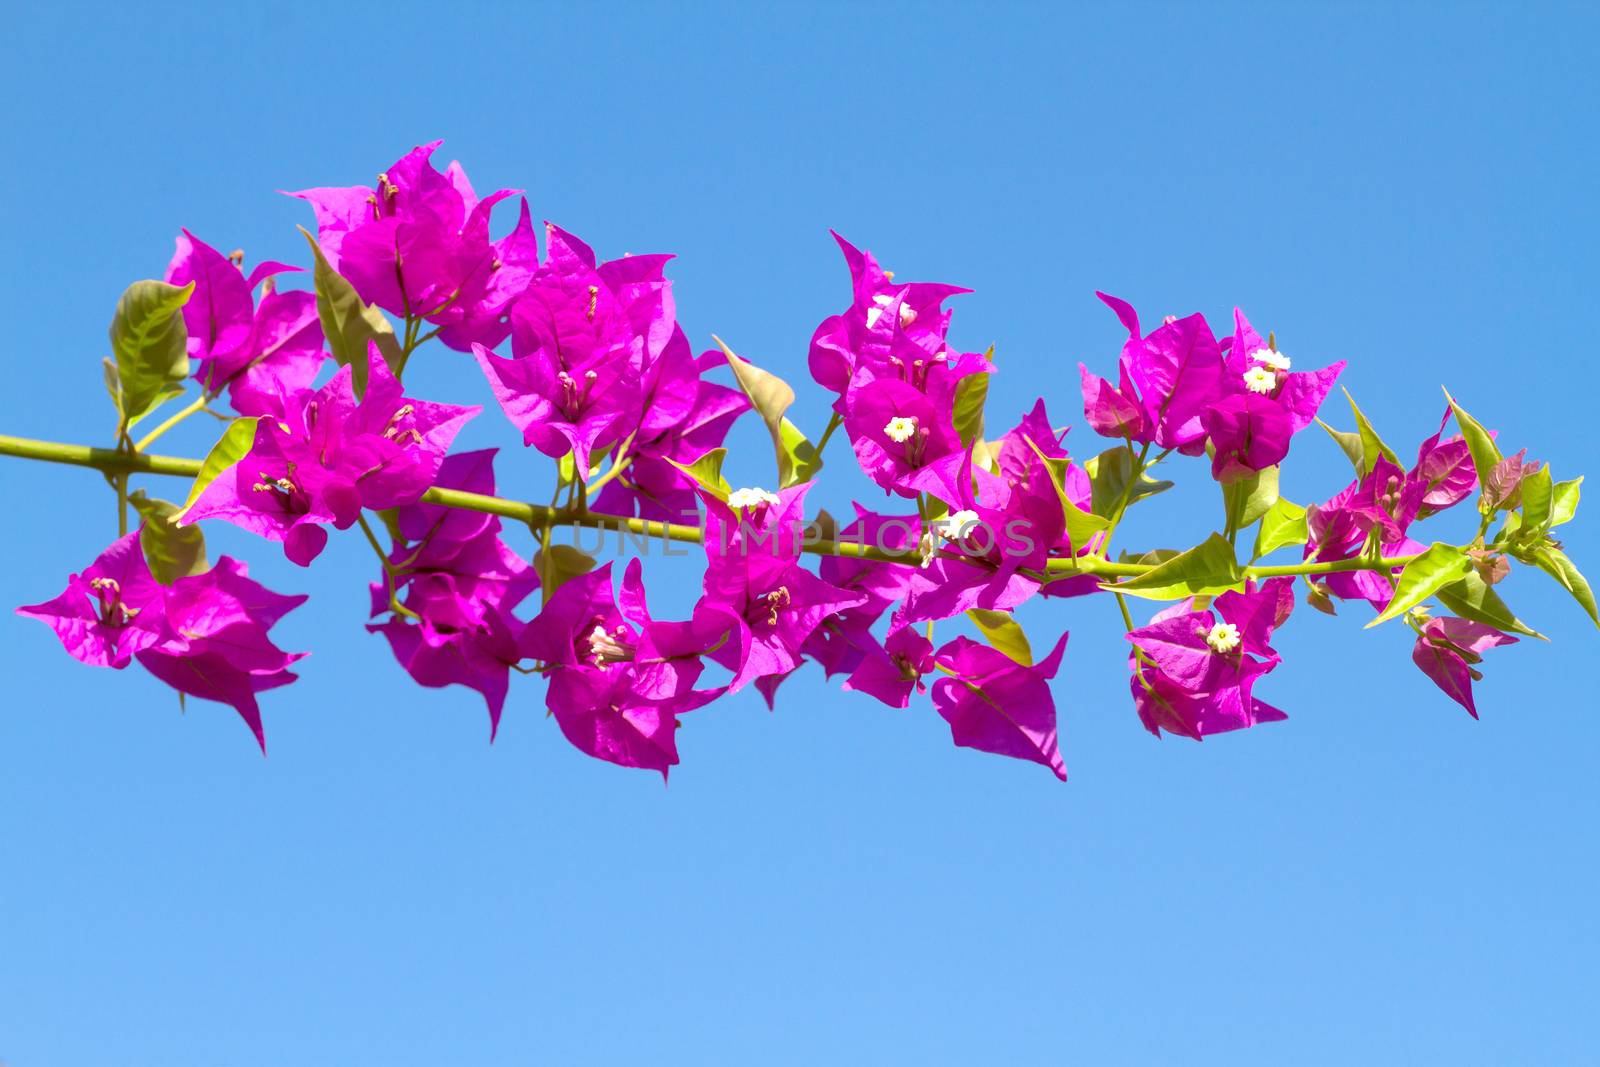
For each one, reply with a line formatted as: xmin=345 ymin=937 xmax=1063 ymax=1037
xmin=0 ymin=433 xmax=1423 ymax=580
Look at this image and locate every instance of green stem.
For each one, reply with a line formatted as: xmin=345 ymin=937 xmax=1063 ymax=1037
xmin=814 ymin=411 xmax=844 ymax=457
xmin=134 ymin=394 xmax=212 ymax=452
xmin=583 ymin=456 xmax=632 ymax=499
xmin=115 ymin=472 xmax=128 ymax=537
xmin=356 ymin=513 xmax=420 ymax=621
xmin=1096 ymin=440 xmax=1155 ymax=555
xmin=0 ymin=435 xmax=205 ymax=478
xmin=0 ymin=432 xmax=1424 ymax=580
xmin=583 ymin=432 xmax=637 ymax=501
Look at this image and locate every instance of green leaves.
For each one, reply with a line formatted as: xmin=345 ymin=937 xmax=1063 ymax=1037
xmin=1107 ymin=532 xmax=1243 ymax=601
xmin=1222 ymin=465 xmax=1280 ymax=535
xmin=1024 ymin=439 xmax=1110 ymax=552
xmin=536 ymin=543 xmax=597 ymax=606
xmin=1551 ymin=477 xmax=1582 ymax=527
xmin=299 ymin=226 xmax=402 ymax=396
xmin=1319 ymin=390 xmax=1398 ymax=477
xmin=1253 ymin=497 xmax=1309 ymax=559
xmin=1529 ymin=545 xmax=1600 ymax=629
xmin=1519 ymin=463 xmax=1554 ymax=539
xmin=130 ymin=490 xmax=208 ymax=585
xmin=109 ymin=279 xmax=194 ymax=428
xmin=716 ymin=336 xmax=822 ymax=488
xmin=665 ymin=447 xmax=731 ymax=503
xmin=1436 ymin=572 xmax=1545 ymax=640
xmin=1366 ymin=543 xmax=1473 ymax=628
xmin=175 ymin=417 xmax=258 ymax=522
xmin=1344 ymin=389 xmax=1399 ymax=475
xmin=1318 ymin=418 xmax=1364 ymax=472
xmin=1085 ymin=445 xmax=1173 ymax=516
xmin=1443 ymin=390 xmax=1502 ymax=510
xmin=951 ymin=345 xmax=992 ymax=447
xmin=966 ymin=608 xmax=1032 ymax=665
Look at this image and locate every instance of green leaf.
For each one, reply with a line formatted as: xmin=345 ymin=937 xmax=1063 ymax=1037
xmin=1108 ymin=532 xmax=1243 ymax=601
xmin=1520 ymin=464 xmax=1553 ymax=539
xmin=1343 ymin=389 xmax=1400 ymax=475
xmin=102 ymin=356 xmax=121 ymax=410
xmin=299 ymin=226 xmax=402 ymax=396
xmin=1253 ymin=497 xmax=1308 ymax=559
xmin=175 ymin=417 xmax=258 ymax=522
xmin=716 ymin=336 xmax=821 ymax=488
xmin=1551 ymin=476 xmax=1582 ymax=527
xmin=1024 ymin=438 xmax=1110 ymax=552
xmin=1118 ymin=548 xmax=1180 ymax=567
xmin=1317 ymin=418 xmax=1365 ymax=473
xmin=664 ymin=447 xmax=731 ymax=502
xmin=1436 ymin=572 xmax=1546 ymax=640
xmin=130 ymin=491 xmax=208 ymax=585
xmin=951 ymin=370 xmax=990 ymax=448
xmin=778 ymin=417 xmax=823 ymax=487
xmin=1444 ymin=390 xmax=1503 ymax=500
xmin=1530 ymin=545 xmax=1600 ymax=629
xmin=966 ymin=608 xmax=1033 ymax=666
xmin=374 ymin=508 xmax=405 ymax=545
xmin=110 ymin=279 xmax=194 ymax=428
xmin=1366 ymin=543 xmax=1473 ymax=628
xmin=1222 ymin=465 xmax=1280 ymax=534
xmin=1085 ymin=445 xmax=1174 ymax=516
xmin=536 ymin=544 xmax=597 ymax=606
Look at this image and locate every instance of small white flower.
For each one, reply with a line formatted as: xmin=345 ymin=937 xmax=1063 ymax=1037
xmin=1249 ymin=347 xmax=1291 ymax=371
xmin=938 ymin=509 xmax=980 ymax=539
xmin=883 ymin=415 xmax=919 ymax=443
xmin=1242 ymin=366 xmax=1278 ymax=394
xmin=727 ymin=487 xmax=782 ymax=510
xmin=866 ymin=293 xmax=916 ymax=330
xmin=1205 ymin=621 xmax=1242 ymax=654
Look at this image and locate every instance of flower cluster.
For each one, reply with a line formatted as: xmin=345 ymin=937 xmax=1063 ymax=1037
xmin=19 ymin=531 xmax=307 ymax=751
xmin=1079 ymin=294 xmax=1345 ymax=480
xmin=185 ymin=346 xmax=478 ymax=566
xmin=166 ymin=230 xmax=325 ymax=416
xmin=11 ymin=142 xmax=1591 ymax=781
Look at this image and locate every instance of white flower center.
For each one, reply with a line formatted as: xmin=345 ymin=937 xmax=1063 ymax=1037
xmin=1249 ymin=347 xmax=1291 ymax=371
xmin=585 ymin=624 xmax=632 ymax=666
xmin=865 ymin=293 xmax=916 ymax=330
xmin=937 ymin=509 xmax=980 ymax=539
xmin=727 ymin=486 xmax=782 ymax=510
xmin=1242 ymin=366 xmax=1278 ymax=394
xmin=1205 ymin=621 xmax=1242 ymax=654
xmin=883 ymin=415 xmax=919 ymax=443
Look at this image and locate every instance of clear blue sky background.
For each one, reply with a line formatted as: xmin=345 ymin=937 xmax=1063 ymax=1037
xmin=2 ymin=3 xmax=1597 ymax=1064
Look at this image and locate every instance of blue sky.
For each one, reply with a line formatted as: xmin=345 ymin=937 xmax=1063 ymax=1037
xmin=2 ymin=2 xmax=1597 ymax=1064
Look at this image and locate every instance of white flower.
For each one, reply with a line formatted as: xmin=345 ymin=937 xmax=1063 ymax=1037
xmin=1205 ymin=621 xmax=1242 ymax=654
xmin=937 ymin=509 xmax=980 ymax=539
xmin=727 ymin=487 xmax=782 ymax=510
xmin=865 ymin=293 xmax=916 ymax=330
xmin=1242 ymin=366 xmax=1278 ymax=394
xmin=1249 ymin=347 xmax=1291 ymax=371
xmin=883 ymin=415 xmax=919 ymax=443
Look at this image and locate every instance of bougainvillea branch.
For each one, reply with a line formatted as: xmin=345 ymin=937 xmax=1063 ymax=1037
xmin=0 ymin=433 xmax=1430 ymax=580
xmin=4 ymin=141 xmax=1592 ymax=779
